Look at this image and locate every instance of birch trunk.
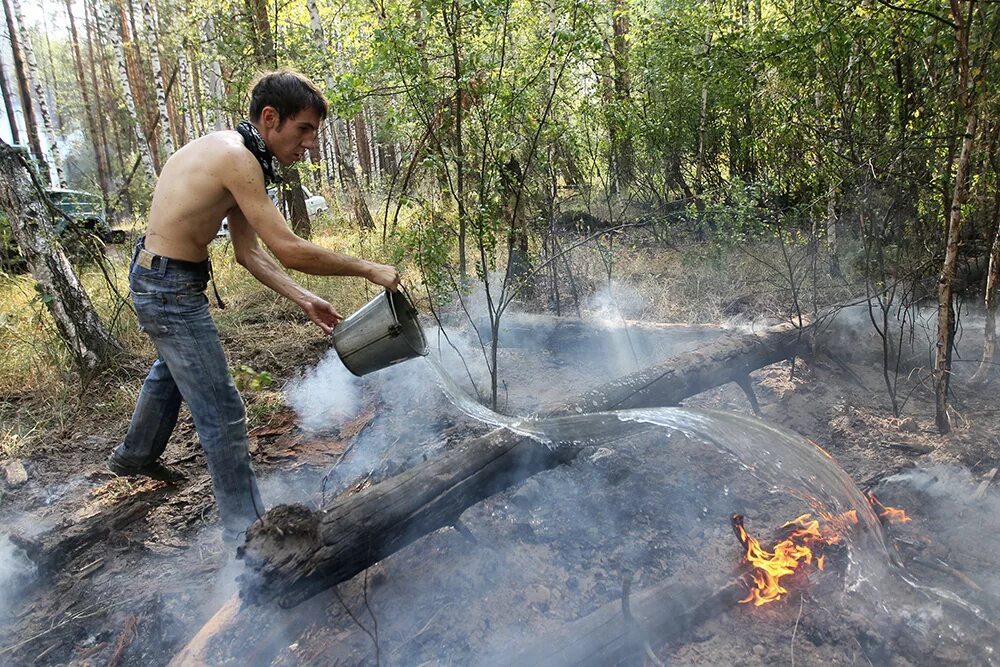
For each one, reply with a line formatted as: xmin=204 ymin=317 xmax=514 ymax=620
xmin=10 ymin=0 xmax=64 ymax=185
xmin=106 ymin=0 xmax=156 ymax=179
xmin=971 ymin=161 xmax=1000 ymax=384
xmin=0 ymin=46 xmax=20 ymax=144
xmin=88 ymin=0 xmax=131 ymax=214
xmin=0 ymin=140 xmax=121 ymax=375
xmin=177 ymin=48 xmax=195 ymax=145
xmin=2 ymin=0 xmax=44 ymax=169
xmin=141 ymin=0 xmax=174 ymax=156
xmin=305 ymin=0 xmax=374 ymax=229
xmin=65 ymin=0 xmax=110 ymax=202
xmin=200 ymin=18 xmax=225 ymax=132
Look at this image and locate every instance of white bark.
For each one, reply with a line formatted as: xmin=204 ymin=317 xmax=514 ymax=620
xmin=306 ymin=0 xmax=373 ymax=228
xmin=142 ymin=0 xmax=174 ymax=155
xmin=11 ymin=0 xmax=64 ymax=186
xmin=104 ymin=0 xmax=156 ymax=179
xmin=201 ymin=17 xmax=224 ymax=131
xmin=177 ymin=47 xmax=195 ymax=144
xmin=0 ymin=141 xmax=121 ymax=374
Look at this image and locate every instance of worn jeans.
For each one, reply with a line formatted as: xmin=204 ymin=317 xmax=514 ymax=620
xmin=111 ymin=238 xmax=262 ymax=539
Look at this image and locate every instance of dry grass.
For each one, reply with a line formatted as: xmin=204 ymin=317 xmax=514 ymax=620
xmin=0 ymin=221 xmax=389 ymax=454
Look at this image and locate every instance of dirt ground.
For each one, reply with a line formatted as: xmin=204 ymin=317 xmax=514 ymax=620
xmin=2 ymin=308 xmax=1000 ymax=666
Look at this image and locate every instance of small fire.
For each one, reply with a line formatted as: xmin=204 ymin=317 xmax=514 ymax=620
xmin=731 ymin=513 xmax=841 ymax=606
xmin=866 ymin=493 xmax=912 ymax=524
xmin=732 ymin=496 xmax=912 ymax=606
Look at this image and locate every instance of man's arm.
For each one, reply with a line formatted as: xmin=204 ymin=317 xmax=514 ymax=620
xmin=228 ymin=209 xmax=342 ymax=333
xmin=222 ymin=146 xmax=399 ymax=289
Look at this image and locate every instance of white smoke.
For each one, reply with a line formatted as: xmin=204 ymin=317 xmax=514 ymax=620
xmin=0 ymin=534 xmax=36 ymax=619
xmin=283 ymin=352 xmax=362 ymax=434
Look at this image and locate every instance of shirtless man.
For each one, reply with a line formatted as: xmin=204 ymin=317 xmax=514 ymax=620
xmin=108 ymin=70 xmax=400 ymax=541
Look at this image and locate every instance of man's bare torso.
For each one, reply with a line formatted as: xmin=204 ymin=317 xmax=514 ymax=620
xmin=144 ymin=131 xmax=253 ymax=262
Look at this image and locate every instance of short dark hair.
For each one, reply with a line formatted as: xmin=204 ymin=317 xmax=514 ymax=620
xmin=248 ymin=70 xmax=328 ymax=123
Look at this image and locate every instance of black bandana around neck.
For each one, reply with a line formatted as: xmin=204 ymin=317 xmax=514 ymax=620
xmin=236 ymin=120 xmax=281 ymax=185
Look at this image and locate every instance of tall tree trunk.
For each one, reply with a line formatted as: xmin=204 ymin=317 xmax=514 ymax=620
xmin=305 ymin=0 xmax=374 ymax=229
xmin=177 ymin=47 xmax=195 ymax=145
xmin=448 ymin=0 xmax=467 ymax=276
xmin=141 ymin=0 xmax=174 ymax=157
xmin=88 ymin=0 xmax=131 ymax=215
xmin=971 ymin=150 xmax=1000 ymax=384
xmin=65 ymin=0 xmax=110 ymax=202
xmin=333 ymin=124 xmax=373 ymax=228
xmin=353 ymin=111 xmax=372 ymax=183
xmin=693 ymin=21 xmax=713 ymax=233
xmin=3 ymin=0 xmax=46 ymax=178
xmin=245 ymin=0 xmax=275 ymax=67
xmin=935 ymin=0 xmax=978 ymax=433
xmin=120 ymin=0 xmax=160 ymax=171
xmin=200 ymin=18 xmax=225 ymax=132
xmin=611 ymin=0 xmax=632 ymax=189
xmin=108 ymin=0 xmax=156 ymax=179
xmin=0 ymin=48 xmax=19 ymax=144
xmin=0 ymin=140 xmax=121 ymax=375
xmin=11 ymin=0 xmax=65 ymax=186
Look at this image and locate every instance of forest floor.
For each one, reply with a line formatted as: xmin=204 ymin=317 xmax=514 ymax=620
xmin=3 ymin=278 xmax=1000 ymax=665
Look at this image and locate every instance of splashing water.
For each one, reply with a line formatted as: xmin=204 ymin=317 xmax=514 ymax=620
xmin=423 ymin=354 xmax=1000 ymax=638
xmin=424 ymin=356 xmax=891 ymax=578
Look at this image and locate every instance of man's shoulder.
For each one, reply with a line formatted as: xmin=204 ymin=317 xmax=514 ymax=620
xmin=203 ymin=130 xmax=252 ymax=158
xmin=194 ymin=131 xmax=260 ymax=178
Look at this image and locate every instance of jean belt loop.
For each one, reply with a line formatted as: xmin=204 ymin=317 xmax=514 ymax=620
xmin=154 ymin=255 xmax=165 ymax=277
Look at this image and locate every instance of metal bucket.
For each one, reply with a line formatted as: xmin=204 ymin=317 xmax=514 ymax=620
xmin=332 ymin=289 xmax=428 ymax=376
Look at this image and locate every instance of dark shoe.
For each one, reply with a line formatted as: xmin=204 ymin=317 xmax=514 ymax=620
xmin=107 ymin=455 xmax=187 ymax=484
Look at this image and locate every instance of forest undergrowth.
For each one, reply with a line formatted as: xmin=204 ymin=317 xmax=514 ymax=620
xmin=0 ymin=203 xmax=879 ymax=462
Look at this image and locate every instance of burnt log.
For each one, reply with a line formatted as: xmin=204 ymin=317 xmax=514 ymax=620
xmin=239 ymin=319 xmax=811 ymax=606
xmin=9 ymin=482 xmax=166 ymax=573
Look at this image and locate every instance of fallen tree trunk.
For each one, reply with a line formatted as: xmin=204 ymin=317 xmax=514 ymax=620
xmin=487 ymin=578 xmax=743 ymax=666
xmin=239 ymin=319 xmax=810 ymax=607
xmin=10 ymin=481 xmax=168 ymax=573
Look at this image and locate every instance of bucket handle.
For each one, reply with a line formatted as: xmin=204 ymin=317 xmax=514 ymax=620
xmin=387 ymin=289 xmax=401 ymax=335
xmin=394 ymin=284 xmax=429 ymax=357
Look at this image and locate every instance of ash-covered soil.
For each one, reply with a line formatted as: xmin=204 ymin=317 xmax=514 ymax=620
xmin=2 ymin=313 xmax=1000 ymax=666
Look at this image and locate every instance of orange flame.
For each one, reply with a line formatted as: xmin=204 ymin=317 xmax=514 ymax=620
xmin=731 ymin=513 xmax=840 ymax=606
xmin=866 ymin=493 xmax=912 ymax=524
xmin=732 ymin=496 xmax=912 ymax=606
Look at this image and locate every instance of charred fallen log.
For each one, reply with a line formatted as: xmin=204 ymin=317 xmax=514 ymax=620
xmin=10 ymin=483 xmax=164 ymax=573
xmin=238 ymin=319 xmax=811 ymax=607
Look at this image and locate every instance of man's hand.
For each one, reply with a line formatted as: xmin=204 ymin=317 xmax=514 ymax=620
xmin=367 ymin=262 xmax=402 ymax=291
xmin=300 ymin=295 xmax=342 ymax=334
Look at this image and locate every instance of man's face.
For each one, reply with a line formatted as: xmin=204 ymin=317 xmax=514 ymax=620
xmin=260 ymin=106 xmax=321 ymax=166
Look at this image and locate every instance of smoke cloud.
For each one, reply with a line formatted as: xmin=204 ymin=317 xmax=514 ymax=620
xmin=0 ymin=534 xmax=36 ymax=620
xmin=284 ymin=352 xmax=362 ymax=434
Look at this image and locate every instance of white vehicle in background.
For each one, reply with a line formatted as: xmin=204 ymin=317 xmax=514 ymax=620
xmin=300 ymin=186 xmax=329 ymax=218
xmin=216 ymin=186 xmax=329 ymax=238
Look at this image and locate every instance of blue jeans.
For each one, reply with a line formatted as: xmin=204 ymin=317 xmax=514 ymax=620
xmin=111 ymin=239 xmax=262 ymax=539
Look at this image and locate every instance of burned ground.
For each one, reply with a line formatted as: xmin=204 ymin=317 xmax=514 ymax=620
xmin=2 ymin=310 xmax=1000 ymax=666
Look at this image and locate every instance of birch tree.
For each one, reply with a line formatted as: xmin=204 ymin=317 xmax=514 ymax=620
xmin=105 ymin=0 xmax=156 ymax=179
xmin=306 ymin=0 xmax=374 ymax=230
xmin=65 ymin=0 xmax=111 ymax=202
xmin=141 ymin=0 xmax=174 ymax=156
xmin=11 ymin=0 xmax=64 ymax=186
xmin=0 ymin=140 xmax=122 ymax=375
